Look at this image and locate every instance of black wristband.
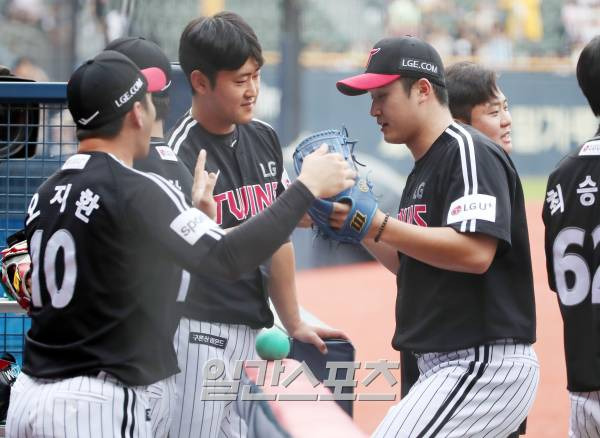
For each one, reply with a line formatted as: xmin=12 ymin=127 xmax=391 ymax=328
xmin=374 ymin=213 xmax=390 ymax=243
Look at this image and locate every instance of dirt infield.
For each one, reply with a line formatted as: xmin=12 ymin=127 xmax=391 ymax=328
xmin=295 ymin=200 xmax=569 ymax=436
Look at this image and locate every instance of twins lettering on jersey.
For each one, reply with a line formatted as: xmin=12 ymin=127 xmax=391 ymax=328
xmin=398 ymin=204 xmax=428 ymax=227
xmin=213 ymin=182 xmax=279 ymax=225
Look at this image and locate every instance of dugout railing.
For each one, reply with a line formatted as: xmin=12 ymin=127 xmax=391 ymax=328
xmin=0 ymin=81 xmax=73 ymax=362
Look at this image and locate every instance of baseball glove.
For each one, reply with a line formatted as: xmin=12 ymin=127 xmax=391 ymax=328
xmin=293 ymin=127 xmax=378 ymax=244
xmin=1 ymin=232 xmax=31 ymax=313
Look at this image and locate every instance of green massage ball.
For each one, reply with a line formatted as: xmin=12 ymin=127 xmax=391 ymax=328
xmin=255 ymin=327 xmax=291 ymax=360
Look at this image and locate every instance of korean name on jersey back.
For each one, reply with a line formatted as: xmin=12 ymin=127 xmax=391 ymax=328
xmin=543 ymin=140 xmax=600 ymax=391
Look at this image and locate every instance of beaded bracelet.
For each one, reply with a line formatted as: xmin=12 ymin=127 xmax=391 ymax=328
xmin=374 ymin=213 xmax=390 ymax=243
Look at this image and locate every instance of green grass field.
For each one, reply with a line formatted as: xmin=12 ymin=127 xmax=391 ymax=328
xmin=522 ymin=176 xmax=548 ymax=202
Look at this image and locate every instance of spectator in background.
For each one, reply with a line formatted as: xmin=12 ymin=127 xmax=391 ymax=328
xmin=453 ymin=23 xmax=476 ymax=56
xmin=387 ymin=0 xmax=421 ymax=36
xmin=12 ymin=56 xmax=48 ymax=82
xmin=501 ymin=0 xmax=543 ymax=42
xmin=562 ymin=0 xmax=600 ymax=60
xmin=478 ymin=22 xmax=514 ymax=66
xmin=5 ymin=0 xmax=45 ymax=26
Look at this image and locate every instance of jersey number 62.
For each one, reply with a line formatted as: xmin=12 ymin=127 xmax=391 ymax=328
xmin=552 ymin=226 xmax=600 ymax=306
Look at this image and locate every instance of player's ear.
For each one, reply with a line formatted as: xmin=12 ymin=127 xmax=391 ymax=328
xmin=415 ymin=78 xmax=432 ymax=103
xmin=130 ymin=101 xmax=144 ymax=129
xmin=190 ymin=70 xmax=210 ymax=95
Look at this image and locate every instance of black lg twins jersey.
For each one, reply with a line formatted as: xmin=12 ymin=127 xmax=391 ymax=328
xmin=543 ymin=133 xmax=600 ymax=392
xmin=134 ymin=137 xmax=193 ymax=198
xmin=23 ymin=152 xmax=226 ymax=385
xmin=168 ymin=114 xmax=290 ymax=328
xmin=132 ymin=138 xmax=194 ymax=349
xmin=393 ymin=122 xmax=536 ymax=353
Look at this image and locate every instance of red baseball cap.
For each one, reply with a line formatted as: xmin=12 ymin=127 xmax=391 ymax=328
xmin=337 ymin=36 xmax=446 ymax=96
xmin=105 ymin=37 xmax=172 ymax=95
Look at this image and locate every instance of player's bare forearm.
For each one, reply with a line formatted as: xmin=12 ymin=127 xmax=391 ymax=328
xmin=375 ymin=217 xmax=498 ymax=274
xmin=267 ymin=242 xmax=349 ymax=354
xmin=267 ymin=242 xmax=302 ymax=333
xmin=362 ymin=239 xmax=400 ymax=274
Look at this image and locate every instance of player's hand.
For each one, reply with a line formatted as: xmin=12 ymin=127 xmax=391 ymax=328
xmin=297 ymin=144 xmax=356 ymax=198
xmin=289 ymin=322 xmax=349 ymax=355
xmin=329 ymin=201 xmax=351 ymax=229
xmin=192 ymin=149 xmax=219 ymax=221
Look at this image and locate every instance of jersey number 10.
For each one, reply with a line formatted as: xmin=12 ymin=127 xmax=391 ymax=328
xmin=29 ymin=229 xmax=77 ymax=308
xmin=553 ymin=226 xmax=600 ymax=306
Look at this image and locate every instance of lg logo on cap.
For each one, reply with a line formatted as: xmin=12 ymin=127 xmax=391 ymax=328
xmin=114 ymin=77 xmax=144 ymax=108
xmin=366 ymin=48 xmax=381 ymax=69
xmin=400 ymin=58 xmax=439 ymax=74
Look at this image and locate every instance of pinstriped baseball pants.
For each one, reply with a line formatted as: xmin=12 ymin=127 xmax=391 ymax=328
xmin=170 ymin=318 xmax=259 ymax=438
xmin=6 ymin=371 xmax=174 ymax=437
xmin=569 ymin=391 xmax=600 ymax=437
xmin=373 ymin=341 xmax=539 ymax=438
xmin=146 ymin=375 xmax=176 ymax=437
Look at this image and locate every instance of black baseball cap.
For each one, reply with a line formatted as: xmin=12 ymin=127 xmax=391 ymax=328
xmin=105 ymin=36 xmax=172 ymax=95
xmin=337 ymin=36 xmax=446 ymax=96
xmin=67 ymin=50 xmax=166 ymax=130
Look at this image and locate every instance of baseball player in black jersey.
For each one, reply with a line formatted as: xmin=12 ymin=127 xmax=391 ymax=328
xmin=5 ymin=50 xmax=356 ymax=437
xmin=168 ymin=12 xmax=349 ymax=438
xmin=398 ymin=60 xmax=529 ymax=436
xmin=543 ymin=36 xmax=600 ymax=438
xmin=103 ymin=36 xmax=204 ymax=438
xmin=402 ymin=59 xmax=514 ymax=394
xmin=335 ymin=36 xmax=539 ymax=437
xmin=400 ymin=61 xmax=517 ymax=396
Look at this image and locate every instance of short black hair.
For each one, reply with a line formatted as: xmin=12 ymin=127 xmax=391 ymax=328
xmin=577 ymin=36 xmax=600 ymax=117
xmin=445 ymin=62 xmax=499 ymax=123
xmin=152 ymin=94 xmax=169 ymax=122
xmin=76 ymin=95 xmax=149 ymax=141
xmin=400 ymin=77 xmax=449 ymax=107
xmin=179 ymin=11 xmax=264 ymax=91
xmin=76 ymin=115 xmax=125 ymax=141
